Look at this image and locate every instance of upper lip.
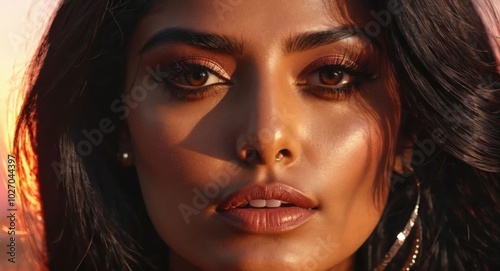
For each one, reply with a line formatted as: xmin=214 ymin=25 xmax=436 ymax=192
xmin=216 ymin=183 xmax=317 ymax=210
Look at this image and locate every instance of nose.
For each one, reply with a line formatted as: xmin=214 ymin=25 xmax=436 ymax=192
xmin=235 ymin=72 xmax=301 ymax=167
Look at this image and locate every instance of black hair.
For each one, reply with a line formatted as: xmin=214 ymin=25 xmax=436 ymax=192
xmin=14 ymin=0 xmax=499 ymax=270
xmin=358 ymin=0 xmax=500 ymax=270
xmin=15 ymin=1 xmax=166 ymax=270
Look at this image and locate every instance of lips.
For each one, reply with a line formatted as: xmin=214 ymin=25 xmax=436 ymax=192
xmin=216 ymin=183 xmax=318 ymax=234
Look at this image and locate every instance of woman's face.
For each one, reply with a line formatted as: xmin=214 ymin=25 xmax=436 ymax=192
xmin=125 ymin=0 xmax=401 ymax=270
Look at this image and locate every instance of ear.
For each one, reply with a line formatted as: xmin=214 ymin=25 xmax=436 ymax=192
xmin=117 ymin=124 xmax=134 ymax=167
xmin=392 ymin=134 xmax=415 ymax=174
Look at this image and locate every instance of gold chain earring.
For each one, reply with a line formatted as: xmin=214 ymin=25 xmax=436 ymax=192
xmin=376 ymin=167 xmax=422 ymax=271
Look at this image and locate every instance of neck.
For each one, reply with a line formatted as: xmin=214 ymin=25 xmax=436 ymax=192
xmin=169 ymin=251 xmax=201 ymax=271
xmin=168 ymin=250 xmax=355 ymax=271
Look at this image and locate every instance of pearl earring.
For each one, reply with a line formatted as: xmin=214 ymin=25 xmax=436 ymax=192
xmin=118 ymin=152 xmax=134 ymax=167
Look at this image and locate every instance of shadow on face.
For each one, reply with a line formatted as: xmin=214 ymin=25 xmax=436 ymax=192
xmin=123 ymin=0 xmax=404 ymax=270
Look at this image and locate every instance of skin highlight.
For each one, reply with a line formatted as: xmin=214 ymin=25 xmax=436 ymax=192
xmin=11 ymin=0 xmax=499 ymax=269
xmin=124 ymin=1 xmax=405 ymax=270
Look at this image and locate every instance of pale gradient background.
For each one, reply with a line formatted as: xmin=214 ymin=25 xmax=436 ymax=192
xmin=1 ymin=1 xmax=59 ymax=270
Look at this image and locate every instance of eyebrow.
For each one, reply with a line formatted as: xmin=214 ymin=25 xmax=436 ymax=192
xmin=139 ymin=28 xmax=244 ymax=55
xmin=284 ymin=27 xmax=373 ymax=53
xmin=139 ymin=27 xmax=373 ymax=55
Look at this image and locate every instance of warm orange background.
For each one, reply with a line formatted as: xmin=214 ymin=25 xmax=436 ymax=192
xmin=1 ymin=1 xmax=59 ymax=270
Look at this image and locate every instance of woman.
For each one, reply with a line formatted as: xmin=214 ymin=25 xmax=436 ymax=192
xmin=14 ymin=0 xmax=499 ymax=270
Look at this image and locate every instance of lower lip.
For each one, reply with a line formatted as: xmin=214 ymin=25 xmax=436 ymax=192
xmin=217 ymin=207 xmax=315 ymax=234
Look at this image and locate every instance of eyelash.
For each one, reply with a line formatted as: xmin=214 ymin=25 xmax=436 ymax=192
xmin=297 ymin=55 xmax=377 ymax=101
xmin=151 ymin=55 xmax=377 ymax=101
xmin=150 ymin=57 xmax=231 ymax=101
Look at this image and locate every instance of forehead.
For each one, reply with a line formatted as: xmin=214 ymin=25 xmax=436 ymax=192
xmin=130 ymin=0 xmax=373 ymax=53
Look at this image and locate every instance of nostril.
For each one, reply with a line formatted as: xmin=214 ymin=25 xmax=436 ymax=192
xmin=242 ymin=148 xmax=259 ymax=163
xmin=277 ymin=149 xmax=292 ymax=160
xmin=279 ymin=149 xmax=291 ymax=157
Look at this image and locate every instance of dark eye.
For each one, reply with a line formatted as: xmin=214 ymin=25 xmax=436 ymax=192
xmin=170 ymin=67 xmax=225 ymax=88
xmin=306 ymin=66 xmax=354 ymax=87
xmin=152 ymin=59 xmax=232 ymax=101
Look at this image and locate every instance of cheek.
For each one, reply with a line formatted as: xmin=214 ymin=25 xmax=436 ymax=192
xmin=126 ymin=102 xmax=225 ymax=237
xmin=298 ymin=104 xmax=389 ymax=258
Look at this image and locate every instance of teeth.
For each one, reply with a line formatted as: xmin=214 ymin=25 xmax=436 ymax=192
xmin=248 ymin=199 xmax=266 ymax=208
xmin=266 ymin=199 xmax=281 ymax=208
xmin=248 ymin=199 xmax=283 ymax=208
